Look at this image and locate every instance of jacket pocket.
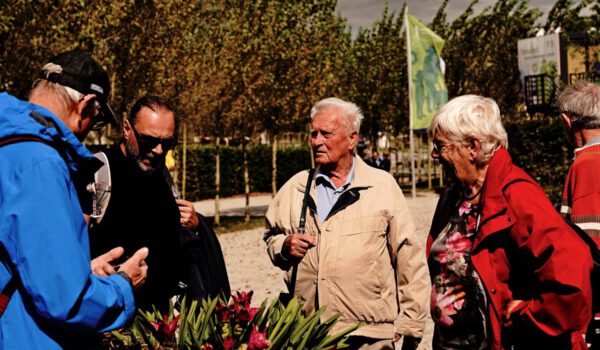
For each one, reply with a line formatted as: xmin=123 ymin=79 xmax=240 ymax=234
xmin=335 ymin=215 xmax=390 ymax=319
xmin=340 ymin=215 xmax=388 ymax=236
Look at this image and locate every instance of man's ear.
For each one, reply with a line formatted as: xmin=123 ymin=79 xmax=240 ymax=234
xmin=77 ymin=94 xmax=96 ymax=119
xmin=561 ymin=113 xmax=573 ymax=129
xmin=122 ymin=119 xmax=132 ymax=139
xmin=348 ymin=130 xmax=358 ymax=149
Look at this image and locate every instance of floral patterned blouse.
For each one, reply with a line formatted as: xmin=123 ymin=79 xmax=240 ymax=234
xmin=429 ymin=201 xmax=489 ymax=349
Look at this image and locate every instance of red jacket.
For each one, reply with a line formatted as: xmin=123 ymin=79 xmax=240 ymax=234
xmin=561 ymin=142 xmax=600 ymax=248
xmin=428 ymin=148 xmax=592 ymax=349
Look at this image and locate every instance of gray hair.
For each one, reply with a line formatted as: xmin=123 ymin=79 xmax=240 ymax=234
xmin=557 ymin=81 xmax=600 ymax=130
xmin=310 ymin=97 xmax=364 ymax=134
xmin=30 ymin=63 xmax=83 ymax=108
xmin=428 ymin=95 xmax=508 ymax=166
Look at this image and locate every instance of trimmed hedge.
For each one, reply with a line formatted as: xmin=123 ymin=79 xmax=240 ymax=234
xmin=504 ymin=115 xmax=573 ymax=204
xmin=177 ymin=117 xmax=572 ymax=203
xmin=180 ymin=144 xmax=312 ymax=201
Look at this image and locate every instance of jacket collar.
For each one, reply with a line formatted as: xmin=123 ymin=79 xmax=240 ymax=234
xmin=295 ymin=155 xmax=373 ymax=192
xmin=473 ymin=147 xmax=523 ymax=250
xmin=296 ymin=155 xmax=372 ymax=220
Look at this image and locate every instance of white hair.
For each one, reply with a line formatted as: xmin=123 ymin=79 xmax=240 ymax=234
xmin=30 ymin=63 xmax=83 ymax=107
xmin=310 ymin=97 xmax=364 ymax=134
xmin=428 ymin=95 xmax=508 ymax=165
xmin=558 ymin=81 xmax=600 ymax=130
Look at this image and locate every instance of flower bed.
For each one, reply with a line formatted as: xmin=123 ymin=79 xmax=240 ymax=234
xmin=103 ymin=291 xmax=361 ymax=349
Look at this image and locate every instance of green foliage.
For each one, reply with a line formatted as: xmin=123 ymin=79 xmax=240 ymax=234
xmin=182 ymin=145 xmax=311 ymax=201
xmin=504 ymin=115 xmax=573 ymax=203
xmin=435 ymin=0 xmax=542 ymax=115
xmin=343 ymin=5 xmax=409 ymax=141
xmin=545 ymin=0 xmax=593 ymax=33
xmin=104 ymin=292 xmax=361 ymax=350
xmin=2 ymin=0 xmax=598 ymax=198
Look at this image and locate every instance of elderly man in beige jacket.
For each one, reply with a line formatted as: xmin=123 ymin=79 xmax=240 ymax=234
xmin=264 ymin=97 xmax=429 ymax=350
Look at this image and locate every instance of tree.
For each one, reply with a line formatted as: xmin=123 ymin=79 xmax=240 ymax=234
xmin=545 ymin=0 xmax=593 ymax=33
xmin=343 ymin=4 xmax=408 ymax=144
xmin=436 ymin=0 xmax=541 ymax=115
xmin=238 ymin=0 xmax=349 ymax=195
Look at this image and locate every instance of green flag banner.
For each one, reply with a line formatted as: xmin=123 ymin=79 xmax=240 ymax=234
xmin=407 ymin=13 xmax=448 ymax=131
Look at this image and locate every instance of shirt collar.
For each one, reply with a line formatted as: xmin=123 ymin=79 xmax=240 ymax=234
xmin=315 ymin=158 xmax=355 ymax=191
xmin=574 ymin=135 xmax=600 ymax=158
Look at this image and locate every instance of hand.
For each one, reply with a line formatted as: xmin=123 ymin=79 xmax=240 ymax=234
xmin=176 ymin=199 xmax=200 ymax=230
xmin=118 ymin=247 xmax=149 ymax=290
xmin=283 ymin=233 xmax=317 ymax=259
xmin=504 ymin=299 xmax=525 ymax=326
xmin=91 ymin=247 xmax=124 ymax=277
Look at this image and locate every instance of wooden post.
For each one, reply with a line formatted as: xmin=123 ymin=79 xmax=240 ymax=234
xmin=243 ymin=138 xmax=250 ymax=223
xmin=271 ymin=134 xmax=278 ymax=197
xmin=182 ymin=123 xmax=187 ymax=199
xmin=214 ymin=136 xmax=221 ymax=227
xmin=427 ymin=135 xmax=432 ymax=189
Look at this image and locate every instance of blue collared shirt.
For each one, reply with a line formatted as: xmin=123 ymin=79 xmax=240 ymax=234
xmin=315 ymin=159 xmax=355 ymax=222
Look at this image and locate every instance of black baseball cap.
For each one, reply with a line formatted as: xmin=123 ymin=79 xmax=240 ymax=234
xmin=40 ymin=49 xmax=117 ymax=126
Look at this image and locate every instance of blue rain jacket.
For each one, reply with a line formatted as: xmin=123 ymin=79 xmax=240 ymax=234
xmin=0 ymin=93 xmax=135 ymax=349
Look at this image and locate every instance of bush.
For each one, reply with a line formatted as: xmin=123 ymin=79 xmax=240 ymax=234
xmin=180 ymin=145 xmax=311 ymax=201
xmin=504 ymin=115 xmax=573 ymax=204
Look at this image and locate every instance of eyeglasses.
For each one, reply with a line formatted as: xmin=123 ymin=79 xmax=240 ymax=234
xmin=91 ymin=120 xmax=108 ymax=131
xmin=81 ymin=98 xmax=107 ymax=131
xmin=432 ymin=140 xmax=451 ymax=153
xmin=130 ymin=122 xmax=177 ymax=151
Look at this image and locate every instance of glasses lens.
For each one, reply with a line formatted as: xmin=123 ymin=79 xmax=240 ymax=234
xmin=432 ymin=140 xmax=446 ymax=152
xmin=92 ymin=120 xmax=107 ymax=131
xmin=162 ymin=138 xmax=177 ymax=150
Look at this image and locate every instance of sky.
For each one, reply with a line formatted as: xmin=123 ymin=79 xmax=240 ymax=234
xmin=336 ymin=0 xmax=561 ymax=33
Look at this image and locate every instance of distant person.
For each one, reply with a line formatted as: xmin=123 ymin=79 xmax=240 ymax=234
xmin=428 ymin=95 xmax=592 ymax=349
xmin=557 ymin=81 xmax=600 ymax=348
xmin=0 ymin=49 xmax=148 ymax=349
xmin=380 ymin=151 xmax=391 ymax=172
xmin=88 ymin=95 xmax=230 ymax=312
xmin=265 ymin=97 xmax=429 ymax=350
xmin=366 ymin=149 xmax=382 ymax=168
xmin=366 ymin=149 xmax=391 ymax=173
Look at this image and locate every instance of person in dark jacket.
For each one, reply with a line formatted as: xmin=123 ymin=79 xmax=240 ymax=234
xmin=427 ymin=94 xmax=592 ymax=350
xmin=0 ymin=50 xmax=148 ymax=349
xmin=88 ymin=95 xmax=230 ymax=312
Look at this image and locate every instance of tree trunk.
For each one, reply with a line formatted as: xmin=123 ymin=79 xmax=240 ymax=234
xmin=181 ymin=123 xmax=187 ymax=199
xmin=243 ymin=138 xmax=250 ymax=223
xmin=271 ymin=134 xmax=278 ymax=197
xmin=214 ymin=136 xmax=221 ymax=227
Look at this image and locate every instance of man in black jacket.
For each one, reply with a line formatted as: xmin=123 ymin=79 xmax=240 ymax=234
xmin=88 ymin=95 xmax=230 ymax=311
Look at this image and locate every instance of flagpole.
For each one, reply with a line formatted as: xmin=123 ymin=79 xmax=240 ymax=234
xmin=405 ymin=10 xmax=416 ymax=199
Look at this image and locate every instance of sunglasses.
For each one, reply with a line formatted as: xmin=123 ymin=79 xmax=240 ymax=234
xmin=130 ymin=122 xmax=177 ymax=151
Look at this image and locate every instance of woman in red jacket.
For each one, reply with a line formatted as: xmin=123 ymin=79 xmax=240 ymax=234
xmin=427 ymin=95 xmax=592 ymax=350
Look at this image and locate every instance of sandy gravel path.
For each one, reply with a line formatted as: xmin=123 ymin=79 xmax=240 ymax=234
xmin=217 ymin=190 xmax=439 ymax=349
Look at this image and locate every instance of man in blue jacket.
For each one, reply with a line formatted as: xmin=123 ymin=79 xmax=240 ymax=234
xmin=0 ymin=50 xmax=148 ymax=349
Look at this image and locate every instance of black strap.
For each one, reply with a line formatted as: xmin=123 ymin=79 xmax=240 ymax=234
xmin=0 ymin=135 xmax=49 ymax=148
xmin=288 ymin=168 xmax=315 ymax=299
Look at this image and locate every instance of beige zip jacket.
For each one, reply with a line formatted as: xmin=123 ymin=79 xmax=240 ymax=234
xmin=264 ymin=156 xmax=429 ymax=339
